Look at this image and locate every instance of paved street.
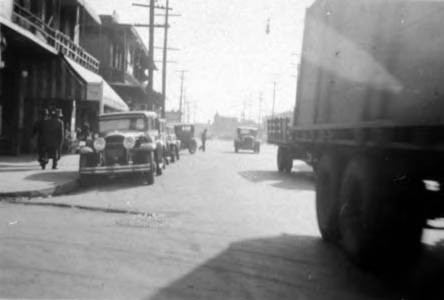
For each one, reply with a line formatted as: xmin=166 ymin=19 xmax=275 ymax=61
xmin=1 ymin=140 xmax=443 ymax=299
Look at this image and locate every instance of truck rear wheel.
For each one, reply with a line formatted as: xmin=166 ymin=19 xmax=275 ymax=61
xmin=278 ymin=147 xmax=293 ymax=172
xmin=338 ymin=157 xmax=425 ymax=268
xmin=146 ymin=170 xmax=155 ymax=185
xmin=277 ymin=147 xmax=286 ymax=172
xmin=316 ymin=154 xmax=343 ymax=242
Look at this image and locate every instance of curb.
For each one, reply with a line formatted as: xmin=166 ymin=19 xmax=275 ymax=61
xmin=0 ymin=178 xmax=80 ymax=199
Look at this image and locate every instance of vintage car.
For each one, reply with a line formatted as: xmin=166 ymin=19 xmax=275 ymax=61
xmin=78 ymin=111 xmax=166 ymax=185
xmin=234 ymin=126 xmax=261 ymax=153
xmin=174 ymin=123 xmax=198 ymax=154
xmin=166 ymin=124 xmax=180 ymax=162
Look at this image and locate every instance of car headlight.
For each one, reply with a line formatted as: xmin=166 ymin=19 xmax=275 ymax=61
xmin=123 ymin=136 xmax=136 ymax=149
xmin=93 ymin=137 xmax=106 ymax=151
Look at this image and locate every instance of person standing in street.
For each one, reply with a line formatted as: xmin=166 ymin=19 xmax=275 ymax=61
xmin=200 ymin=128 xmax=207 ymax=152
xmin=42 ymin=109 xmax=64 ymax=169
xmin=32 ymin=108 xmax=49 ymax=169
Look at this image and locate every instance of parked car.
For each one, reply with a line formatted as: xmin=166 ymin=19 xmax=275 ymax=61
xmin=234 ymin=126 xmax=260 ymax=153
xmin=166 ymin=124 xmax=180 ymax=162
xmin=174 ymin=123 xmax=198 ymax=154
xmin=78 ymin=111 xmax=165 ymax=185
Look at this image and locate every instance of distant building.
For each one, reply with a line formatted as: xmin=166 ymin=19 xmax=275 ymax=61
xmin=212 ymin=113 xmax=239 ymax=139
xmin=0 ymin=0 xmax=127 ymax=154
xmin=81 ymin=13 xmax=161 ymax=113
xmin=165 ymin=110 xmax=181 ymax=123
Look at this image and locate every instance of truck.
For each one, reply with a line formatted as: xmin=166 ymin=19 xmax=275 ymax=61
xmin=268 ymin=0 xmax=444 ymax=266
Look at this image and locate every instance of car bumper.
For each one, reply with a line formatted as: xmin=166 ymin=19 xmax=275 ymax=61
xmin=79 ymin=163 xmax=153 ymax=175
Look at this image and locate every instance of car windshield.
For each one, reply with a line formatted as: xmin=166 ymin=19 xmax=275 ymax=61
xmin=238 ymin=129 xmax=257 ymax=136
xmin=179 ymin=126 xmax=192 ymax=132
xmin=99 ymin=117 xmax=146 ymax=133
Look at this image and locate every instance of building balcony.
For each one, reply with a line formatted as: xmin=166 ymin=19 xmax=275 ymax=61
xmin=11 ymin=2 xmax=99 ymax=73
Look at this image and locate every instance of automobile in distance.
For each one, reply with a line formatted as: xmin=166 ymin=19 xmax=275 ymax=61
xmin=234 ymin=126 xmax=261 ymax=153
xmin=78 ymin=111 xmax=164 ymax=185
xmin=166 ymin=124 xmax=180 ymax=162
xmin=174 ymin=123 xmax=198 ymax=154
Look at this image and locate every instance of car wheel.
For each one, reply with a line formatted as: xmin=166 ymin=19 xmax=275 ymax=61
xmin=146 ymin=170 xmax=155 ymax=185
xmin=176 ymin=147 xmax=180 ymax=160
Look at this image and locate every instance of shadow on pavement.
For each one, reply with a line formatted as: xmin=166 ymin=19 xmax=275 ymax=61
xmin=0 ymin=167 xmax=41 ymax=173
xmin=25 ymin=171 xmax=78 ymax=183
xmin=222 ymin=151 xmax=257 ymax=155
xmin=402 ymin=240 xmax=444 ymax=299
xmin=149 ymin=234 xmax=400 ymax=300
xmin=238 ymin=170 xmax=315 ymax=191
xmin=73 ymin=175 xmax=149 ymax=193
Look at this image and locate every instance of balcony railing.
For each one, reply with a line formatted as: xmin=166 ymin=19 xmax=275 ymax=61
xmin=12 ymin=2 xmax=99 ymax=73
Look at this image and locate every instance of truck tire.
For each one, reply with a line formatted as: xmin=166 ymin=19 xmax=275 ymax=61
xmin=316 ymin=154 xmax=343 ymax=242
xmin=338 ymin=157 xmax=425 ymax=268
xmin=277 ymin=147 xmax=285 ymax=172
xmin=284 ymin=155 xmax=293 ymax=173
xmin=146 ymin=169 xmax=155 ymax=185
xmin=279 ymin=147 xmax=293 ymax=173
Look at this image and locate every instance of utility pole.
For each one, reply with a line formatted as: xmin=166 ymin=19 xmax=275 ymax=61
xmin=161 ymin=0 xmax=170 ymax=118
xmin=178 ymin=70 xmax=187 ymax=121
xmin=148 ymin=0 xmax=155 ymax=99
xmin=272 ymin=81 xmax=277 ymax=117
xmin=258 ymin=92 xmax=263 ymax=127
xmin=132 ymin=1 xmax=173 ymax=112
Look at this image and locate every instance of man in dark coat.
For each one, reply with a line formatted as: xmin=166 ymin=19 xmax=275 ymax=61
xmin=42 ymin=109 xmax=64 ymax=169
xmin=32 ymin=108 xmax=49 ymax=169
xmin=200 ymin=128 xmax=207 ymax=152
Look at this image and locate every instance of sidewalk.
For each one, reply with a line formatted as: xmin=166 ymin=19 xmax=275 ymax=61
xmin=0 ymin=154 xmax=79 ymax=199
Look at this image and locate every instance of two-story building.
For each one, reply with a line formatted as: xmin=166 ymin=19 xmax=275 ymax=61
xmin=81 ymin=13 xmax=161 ymax=113
xmin=0 ymin=0 xmax=128 ymax=154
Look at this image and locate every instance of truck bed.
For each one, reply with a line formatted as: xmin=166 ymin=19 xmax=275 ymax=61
xmin=296 ymin=0 xmax=444 ymax=129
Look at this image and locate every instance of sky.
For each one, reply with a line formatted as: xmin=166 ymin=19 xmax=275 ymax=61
xmin=90 ymin=0 xmax=315 ymax=123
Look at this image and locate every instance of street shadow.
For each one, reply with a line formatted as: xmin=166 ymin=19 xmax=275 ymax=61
xmin=238 ymin=170 xmax=315 ymax=191
xmin=0 ymin=166 xmax=41 ymax=172
xmin=149 ymin=235 xmax=400 ymax=300
xmin=402 ymin=240 xmax=444 ymax=299
xmin=0 ymin=155 xmax=36 ymax=163
xmin=72 ymin=174 xmax=156 ymax=194
xmin=222 ymin=151 xmax=257 ymax=155
xmin=25 ymin=171 xmax=78 ymax=183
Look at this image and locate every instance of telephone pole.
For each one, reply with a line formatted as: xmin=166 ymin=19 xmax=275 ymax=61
xmin=178 ymin=70 xmax=187 ymax=121
xmin=161 ymin=0 xmax=170 ymax=118
xmin=272 ymin=81 xmax=277 ymax=117
xmin=132 ymin=1 xmax=173 ymax=113
xmin=258 ymin=92 xmax=263 ymax=126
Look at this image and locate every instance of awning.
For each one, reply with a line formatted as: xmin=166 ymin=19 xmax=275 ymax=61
xmin=62 ymin=56 xmax=129 ymax=112
xmin=77 ymin=0 xmax=101 ymax=25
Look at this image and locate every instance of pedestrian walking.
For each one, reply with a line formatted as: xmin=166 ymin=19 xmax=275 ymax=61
xmin=41 ymin=109 xmax=64 ymax=169
xmin=32 ymin=108 xmax=49 ymax=169
xmin=199 ymin=128 xmax=207 ymax=152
